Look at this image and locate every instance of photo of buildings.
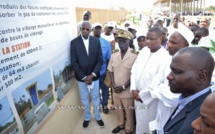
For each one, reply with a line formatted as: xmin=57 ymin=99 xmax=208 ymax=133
xmin=11 ymin=69 xmax=56 ymax=133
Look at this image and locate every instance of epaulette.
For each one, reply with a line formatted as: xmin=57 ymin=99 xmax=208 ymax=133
xmin=112 ymin=49 xmax=119 ymax=54
xmin=131 ymin=49 xmax=139 ymax=55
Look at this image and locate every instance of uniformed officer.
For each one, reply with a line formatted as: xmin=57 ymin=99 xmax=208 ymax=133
xmin=107 ymin=29 xmax=138 ymax=134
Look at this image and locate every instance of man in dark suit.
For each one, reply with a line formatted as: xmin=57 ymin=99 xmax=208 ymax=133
xmin=163 ymin=47 xmax=214 ymax=134
xmin=70 ymin=21 xmax=104 ymax=129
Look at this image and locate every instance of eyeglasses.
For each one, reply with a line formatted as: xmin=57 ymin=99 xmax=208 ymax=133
xmin=81 ymin=28 xmax=90 ymax=31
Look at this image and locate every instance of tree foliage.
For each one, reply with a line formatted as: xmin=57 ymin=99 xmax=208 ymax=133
xmin=206 ymin=6 xmax=215 ymax=11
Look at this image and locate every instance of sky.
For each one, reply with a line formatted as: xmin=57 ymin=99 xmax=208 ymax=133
xmin=12 ymin=69 xmax=52 ymax=105
xmin=0 ymin=96 xmax=15 ymax=126
xmin=52 ymin=57 xmax=70 ymax=77
xmin=74 ymin=0 xmax=215 ymax=11
xmin=74 ymin=0 xmax=157 ymax=11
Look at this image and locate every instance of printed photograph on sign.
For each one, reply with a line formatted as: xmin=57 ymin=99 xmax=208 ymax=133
xmin=0 ymin=96 xmax=20 ymax=134
xmin=52 ymin=57 xmax=75 ymax=102
xmin=11 ymin=69 xmax=56 ymax=134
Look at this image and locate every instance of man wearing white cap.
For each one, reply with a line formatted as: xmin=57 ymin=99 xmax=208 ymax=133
xmin=123 ymin=21 xmax=132 ymax=30
xmin=136 ymin=30 xmax=147 ymax=51
xmin=93 ymin=22 xmax=112 ymax=114
xmin=153 ymin=17 xmax=164 ymax=29
xmin=101 ymin=22 xmax=115 ymax=50
xmin=167 ymin=23 xmax=194 ymax=55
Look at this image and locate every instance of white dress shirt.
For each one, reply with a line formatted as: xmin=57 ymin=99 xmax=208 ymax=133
xmin=81 ymin=35 xmax=89 ymax=55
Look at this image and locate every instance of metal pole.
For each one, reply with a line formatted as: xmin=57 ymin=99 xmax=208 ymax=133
xmin=170 ymin=0 xmax=172 ymax=16
xmin=192 ymin=0 xmax=194 ymax=16
xmin=203 ymin=0 xmax=205 ymax=15
xmin=181 ymin=0 xmax=183 ymax=15
xmin=200 ymin=0 xmax=202 ymax=15
xmin=197 ymin=0 xmax=199 ymax=11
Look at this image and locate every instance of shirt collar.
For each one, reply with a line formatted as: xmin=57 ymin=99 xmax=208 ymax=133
xmin=178 ymin=86 xmax=211 ymax=104
xmin=81 ymin=34 xmax=89 ymax=40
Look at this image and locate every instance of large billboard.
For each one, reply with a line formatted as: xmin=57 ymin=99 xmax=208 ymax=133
xmin=0 ymin=0 xmax=75 ymax=133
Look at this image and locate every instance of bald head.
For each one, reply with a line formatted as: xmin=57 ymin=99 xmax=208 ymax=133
xmin=83 ymin=11 xmax=91 ymax=21
xmin=189 ymin=24 xmax=199 ymax=34
xmin=80 ymin=21 xmax=92 ymax=39
xmin=175 ymin=47 xmax=214 ymax=82
xmin=148 ymin=27 xmax=162 ymax=37
xmin=196 ymin=27 xmax=209 ymax=37
xmin=192 ymin=92 xmax=215 ymax=134
xmin=203 ymin=92 xmax=215 ymax=105
xmin=194 ymin=27 xmax=209 ymax=44
xmin=81 ymin=21 xmax=92 ymax=29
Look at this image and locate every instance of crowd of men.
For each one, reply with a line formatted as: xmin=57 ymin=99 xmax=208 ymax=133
xmin=71 ymin=10 xmax=215 ymax=134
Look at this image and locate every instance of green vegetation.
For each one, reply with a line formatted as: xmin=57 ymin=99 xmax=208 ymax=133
xmin=14 ymin=96 xmax=32 ymax=116
xmin=206 ymin=6 xmax=215 ymax=11
xmin=46 ymin=95 xmax=54 ymax=107
xmin=0 ymin=119 xmax=15 ymax=133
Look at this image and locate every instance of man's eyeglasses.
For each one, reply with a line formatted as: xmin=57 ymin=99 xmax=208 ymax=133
xmin=81 ymin=28 xmax=90 ymax=31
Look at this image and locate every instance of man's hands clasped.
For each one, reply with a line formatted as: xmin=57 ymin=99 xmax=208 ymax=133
xmin=84 ymin=74 xmax=94 ymax=85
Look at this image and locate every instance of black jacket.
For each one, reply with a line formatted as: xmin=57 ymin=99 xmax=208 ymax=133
xmin=70 ymin=35 xmax=102 ymax=82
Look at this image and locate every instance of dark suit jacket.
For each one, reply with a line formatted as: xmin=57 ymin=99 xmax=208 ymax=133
xmin=163 ymin=90 xmax=211 ymax=134
xmin=70 ymin=35 xmax=102 ymax=82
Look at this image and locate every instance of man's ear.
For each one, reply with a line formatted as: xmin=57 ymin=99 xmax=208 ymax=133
xmin=185 ymin=41 xmax=189 ymax=47
xmin=198 ymin=70 xmax=207 ymax=80
xmin=197 ymin=70 xmax=207 ymax=84
xmin=159 ymin=36 xmax=162 ymax=42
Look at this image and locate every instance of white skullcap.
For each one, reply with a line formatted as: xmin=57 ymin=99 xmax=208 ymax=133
xmin=155 ymin=16 xmax=165 ymax=22
xmin=93 ymin=22 xmax=102 ymax=28
xmin=111 ymin=21 xmax=117 ymax=26
xmin=106 ymin=22 xmax=115 ymax=28
xmin=124 ymin=20 xmax=132 ymax=25
xmin=174 ymin=23 xmax=194 ymax=44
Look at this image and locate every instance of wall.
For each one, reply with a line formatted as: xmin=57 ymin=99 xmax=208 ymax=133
xmin=76 ymin=7 xmax=129 ymax=25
